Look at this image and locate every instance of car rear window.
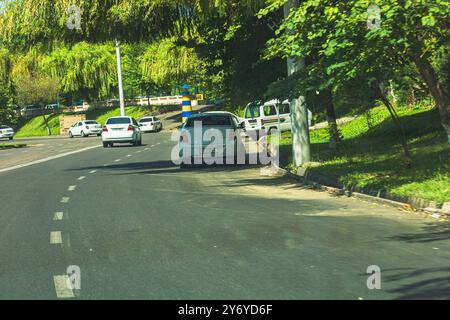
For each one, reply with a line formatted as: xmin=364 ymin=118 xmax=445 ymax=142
xmin=140 ymin=118 xmax=154 ymax=123
xmin=106 ymin=118 xmax=131 ymax=125
xmin=185 ymin=115 xmax=232 ymax=127
xmin=85 ymin=121 xmax=98 ymax=125
xmin=0 ymin=125 xmax=9 ymax=129
xmin=245 ymin=104 xmax=261 ymax=119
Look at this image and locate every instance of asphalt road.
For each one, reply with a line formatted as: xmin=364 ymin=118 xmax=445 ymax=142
xmin=0 ymin=132 xmax=449 ymax=300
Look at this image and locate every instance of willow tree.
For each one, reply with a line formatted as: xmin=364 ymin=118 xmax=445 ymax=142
xmin=0 ymin=0 xmax=266 ymax=48
xmin=139 ymin=38 xmax=206 ymax=95
xmin=41 ymin=42 xmax=117 ymax=101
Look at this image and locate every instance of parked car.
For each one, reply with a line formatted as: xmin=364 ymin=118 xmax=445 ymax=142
xmin=179 ymin=112 xmax=244 ymax=166
xmin=138 ymin=116 xmax=163 ymax=133
xmin=102 ymin=116 xmax=142 ymax=148
xmin=0 ymin=125 xmax=14 ymax=140
xmin=69 ymin=120 xmax=102 ymax=138
xmin=205 ymin=111 xmax=244 ymax=126
xmin=242 ymin=100 xmax=312 ymax=136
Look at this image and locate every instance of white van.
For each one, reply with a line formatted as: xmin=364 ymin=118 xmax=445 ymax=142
xmin=243 ymin=99 xmax=312 ymax=135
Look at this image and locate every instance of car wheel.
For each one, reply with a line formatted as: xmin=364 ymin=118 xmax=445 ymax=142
xmin=97 ymin=133 xmax=102 ymax=137
xmin=103 ymin=142 xmax=108 ymax=148
xmin=9 ymin=137 xmax=13 ymax=141
xmin=81 ymin=131 xmax=86 ymax=138
xmin=69 ymin=132 xmax=73 ymax=138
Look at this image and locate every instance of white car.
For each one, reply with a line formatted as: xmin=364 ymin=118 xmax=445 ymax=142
xmin=69 ymin=120 xmax=102 ymax=138
xmin=102 ymin=116 xmax=142 ymax=148
xmin=243 ymin=99 xmax=312 ymax=135
xmin=138 ymin=116 xmax=163 ymax=133
xmin=179 ymin=112 xmax=244 ymax=166
xmin=0 ymin=125 xmax=14 ymax=140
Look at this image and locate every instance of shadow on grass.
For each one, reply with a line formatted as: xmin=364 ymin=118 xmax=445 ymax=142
xmin=280 ymin=108 xmax=449 ymax=202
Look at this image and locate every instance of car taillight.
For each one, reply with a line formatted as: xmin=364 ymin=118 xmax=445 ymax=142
xmin=102 ymin=126 xmax=108 ymax=132
xmin=128 ymin=125 xmax=134 ymax=131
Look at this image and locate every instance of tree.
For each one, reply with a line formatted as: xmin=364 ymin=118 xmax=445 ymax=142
xmin=41 ymin=42 xmax=117 ymax=101
xmin=15 ymin=73 xmax=58 ymax=135
xmin=261 ymin=0 xmax=450 ymax=149
xmin=139 ymin=38 xmax=207 ymax=94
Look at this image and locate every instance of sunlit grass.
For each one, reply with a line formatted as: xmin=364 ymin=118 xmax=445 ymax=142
xmin=280 ymin=105 xmax=450 ymax=205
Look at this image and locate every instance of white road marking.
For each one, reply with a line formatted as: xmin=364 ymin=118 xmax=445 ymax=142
xmin=0 ymin=145 xmax=100 ymax=174
xmin=53 ymin=275 xmax=75 ymax=299
xmin=144 ymin=148 xmax=149 ymax=151
xmin=115 ymin=159 xmax=121 ymax=162
xmin=50 ymin=231 xmax=63 ymax=244
xmin=53 ymin=212 xmax=64 ymax=221
xmin=61 ymin=197 xmax=70 ymax=203
xmin=136 ymin=151 xmax=141 ymax=153
xmin=89 ymin=170 xmax=97 ymax=174
xmin=68 ymin=185 xmax=77 ymax=191
xmin=126 ymin=155 xmax=132 ymax=157
xmin=77 ymin=176 xmax=86 ymax=181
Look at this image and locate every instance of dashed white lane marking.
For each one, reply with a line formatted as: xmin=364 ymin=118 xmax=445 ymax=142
xmin=53 ymin=212 xmax=64 ymax=221
xmin=53 ymin=275 xmax=75 ymax=299
xmin=89 ymin=170 xmax=97 ymax=174
xmin=50 ymin=231 xmax=63 ymax=244
xmin=61 ymin=197 xmax=70 ymax=203
xmin=68 ymin=185 xmax=77 ymax=191
xmin=77 ymin=176 xmax=86 ymax=181
xmin=126 ymin=155 xmax=132 ymax=157
xmin=115 ymin=159 xmax=121 ymax=162
xmin=0 ymin=145 xmax=100 ymax=174
xmin=144 ymin=148 xmax=149 ymax=151
xmin=136 ymin=151 xmax=141 ymax=153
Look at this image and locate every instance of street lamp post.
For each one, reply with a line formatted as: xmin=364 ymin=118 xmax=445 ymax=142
xmin=115 ymin=37 xmax=126 ymax=117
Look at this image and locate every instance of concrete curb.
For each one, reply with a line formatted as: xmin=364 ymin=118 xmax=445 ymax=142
xmin=275 ymin=165 xmax=450 ymax=218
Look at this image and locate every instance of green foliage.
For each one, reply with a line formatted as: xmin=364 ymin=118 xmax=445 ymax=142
xmin=280 ymin=105 xmax=450 ymax=204
xmin=139 ymin=38 xmax=206 ymax=93
xmin=41 ymin=42 xmax=117 ymax=101
xmin=260 ymin=0 xmax=450 ymax=137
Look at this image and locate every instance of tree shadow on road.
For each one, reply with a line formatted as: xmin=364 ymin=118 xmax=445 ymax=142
xmin=381 ymin=267 xmax=450 ymax=300
xmin=387 ymin=222 xmax=450 ymax=243
xmin=68 ymin=156 xmax=266 ymax=176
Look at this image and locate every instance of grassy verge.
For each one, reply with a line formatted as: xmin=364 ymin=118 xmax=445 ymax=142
xmin=15 ymin=106 xmax=155 ymax=138
xmin=15 ymin=115 xmax=61 ymax=138
xmin=279 ymin=105 xmax=450 ymax=205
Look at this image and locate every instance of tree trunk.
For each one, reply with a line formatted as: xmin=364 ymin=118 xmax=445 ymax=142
xmin=323 ymin=89 xmax=341 ymax=149
xmin=284 ymin=0 xmax=311 ymax=166
xmin=40 ymin=109 xmax=52 ymax=136
xmin=410 ymin=53 xmax=450 ymax=143
xmin=374 ymin=82 xmax=412 ymax=165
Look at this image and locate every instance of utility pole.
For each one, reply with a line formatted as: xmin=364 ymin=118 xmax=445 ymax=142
xmin=284 ymin=0 xmax=311 ymax=166
xmin=115 ymin=37 xmax=126 ymax=117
